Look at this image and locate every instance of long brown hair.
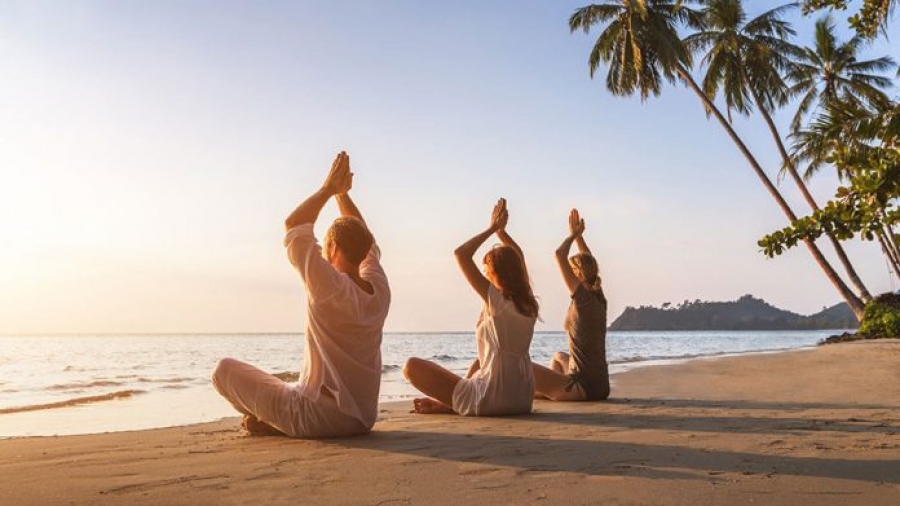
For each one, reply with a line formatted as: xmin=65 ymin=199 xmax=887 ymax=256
xmin=483 ymin=245 xmax=539 ymax=318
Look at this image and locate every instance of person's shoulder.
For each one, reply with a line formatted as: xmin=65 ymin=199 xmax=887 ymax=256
xmin=485 ymin=284 xmax=508 ymax=312
xmin=571 ymin=283 xmax=589 ymax=301
xmin=573 ymin=284 xmax=605 ymax=305
xmin=284 ymin=223 xmax=316 ymax=247
xmin=487 ymin=284 xmax=507 ymax=303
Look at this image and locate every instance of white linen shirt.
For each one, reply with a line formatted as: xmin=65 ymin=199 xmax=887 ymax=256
xmin=284 ymin=223 xmax=391 ymax=429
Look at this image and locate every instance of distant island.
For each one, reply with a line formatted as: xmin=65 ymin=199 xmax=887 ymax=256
xmin=609 ymin=295 xmax=859 ymax=331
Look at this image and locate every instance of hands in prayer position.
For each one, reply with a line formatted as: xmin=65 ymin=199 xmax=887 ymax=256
xmin=322 ymin=151 xmax=354 ymax=196
xmin=568 ymin=208 xmax=585 ymax=238
xmin=490 ymin=198 xmax=509 ymax=232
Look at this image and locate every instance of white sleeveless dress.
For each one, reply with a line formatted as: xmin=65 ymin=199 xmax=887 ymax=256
xmin=452 ymin=285 xmax=536 ymax=416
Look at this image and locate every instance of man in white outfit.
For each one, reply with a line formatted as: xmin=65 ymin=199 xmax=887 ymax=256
xmin=213 ymin=151 xmax=391 ymax=437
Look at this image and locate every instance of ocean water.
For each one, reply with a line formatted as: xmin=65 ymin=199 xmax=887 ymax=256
xmin=0 ymin=330 xmax=841 ymax=437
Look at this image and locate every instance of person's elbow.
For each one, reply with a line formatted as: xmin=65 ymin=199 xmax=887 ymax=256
xmin=285 ymin=216 xmax=311 ymax=231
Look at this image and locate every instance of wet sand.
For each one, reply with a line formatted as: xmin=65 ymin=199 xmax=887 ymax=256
xmin=2 ymin=340 xmax=899 ymax=505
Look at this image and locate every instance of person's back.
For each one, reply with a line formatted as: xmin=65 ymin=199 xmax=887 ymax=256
xmin=286 ymin=221 xmax=390 ymax=429
xmin=533 ymin=209 xmax=610 ymax=402
xmin=565 ymin=285 xmax=609 ymax=400
xmin=213 ymin=151 xmax=391 ymax=437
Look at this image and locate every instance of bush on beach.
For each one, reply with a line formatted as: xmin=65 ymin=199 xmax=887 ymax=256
xmin=821 ymin=292 xmax=900 ymax=343
xmin=858 ymin=293 xmax=900 ymax=338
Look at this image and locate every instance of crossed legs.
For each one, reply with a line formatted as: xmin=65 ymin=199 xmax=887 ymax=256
xmin=212 ymin=358 xmax=290 ymax=436
xmin=533 ymin=352 xmax=587 ymax=401
xmin=402 ymin=357 xmax=462 ymax=414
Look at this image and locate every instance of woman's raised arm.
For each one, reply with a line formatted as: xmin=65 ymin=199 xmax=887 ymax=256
xmin=555 ymin=209 xmax=585 ymax=295
xmin=454 ymin=199 xmax=507 ymax=302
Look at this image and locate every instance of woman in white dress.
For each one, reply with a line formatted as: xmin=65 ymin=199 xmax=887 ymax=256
xmin=403 ymin=198 xmax=538 ymax=415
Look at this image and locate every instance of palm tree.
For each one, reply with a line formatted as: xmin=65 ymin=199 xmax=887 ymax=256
xmin=570 ymin=0 xmax=867 ymax=317
xmin=686 ymin=0 xmax=875 ymax=302
xmin=787 ymin=15 xmax=895 ymax=134
xmin=789 ymin=16 xmax=897 ymax=289
xmin=569 ymin=0 xmax=695 ymax=100
xmin=792 ymin=97 xmax=889 ymax=177
xmin=792 ymin=98 xmax=900 ymax=276
xmin=685 ymin=1 xmax=798 ymax=120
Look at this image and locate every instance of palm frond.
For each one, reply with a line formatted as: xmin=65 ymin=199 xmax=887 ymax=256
xmin=570 ymin=4 xmax=622 ymax=33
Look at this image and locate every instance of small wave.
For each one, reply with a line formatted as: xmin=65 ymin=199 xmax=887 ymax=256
xmin=272 ymin=371 xmax=299 ymax=382
xmin=0 ymin=389 xmax=146 ymax=415
xmin=428 ymin=354 xmax=458 ymax=362
xmin=381 ymin=364 xmax=401 ymax=374
xmin=608 ymin=347 xmax=806 ymax=366
xmin=161 ymin=384 xmax=190 ymax=390
xmin=611 ymin=356 xmax=649 ymax=364
xmin=610 ymin=353 xmax=708 ymax=364
xmin=48 ymin=380 xmax=123 ymax=391
xmin=137 ymin=377 xmax=194 ymax=384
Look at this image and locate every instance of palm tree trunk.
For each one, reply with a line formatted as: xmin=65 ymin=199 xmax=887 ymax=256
xmin=749 ymin=88 xmax=873 ymax=302
xmin=881 ymin=224 xmax=900 ymax=278
xmin=875 ymin=215 xmax=900 ymax=266
xmin=676 ymin=65 xmax=866 ymax=319
xmin=884 ymin=223 xmax=900 ymax=261
xmin=877 ymin=230 xmax=900 ymax=279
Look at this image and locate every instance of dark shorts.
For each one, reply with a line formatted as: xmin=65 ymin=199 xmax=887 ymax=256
xmin=567 ymin=373 xmax=610 ymax=401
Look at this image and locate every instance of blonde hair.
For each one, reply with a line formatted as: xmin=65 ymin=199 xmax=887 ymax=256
xmin=569 ymin=253 xmax=602 ymax=291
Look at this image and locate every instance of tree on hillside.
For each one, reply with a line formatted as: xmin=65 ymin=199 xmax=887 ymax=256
xmin=570 ymin=0 xmax=867 ymax=318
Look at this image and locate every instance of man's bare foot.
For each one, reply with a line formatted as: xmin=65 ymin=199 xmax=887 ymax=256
xmin=242 ymin=415 xmax=285 ymax=436
xmin=412 ymin=397 xmax=454 ymax=414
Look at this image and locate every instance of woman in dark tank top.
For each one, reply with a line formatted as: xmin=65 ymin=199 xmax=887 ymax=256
xmin=533 ymin=209 xmax=610 ymax=401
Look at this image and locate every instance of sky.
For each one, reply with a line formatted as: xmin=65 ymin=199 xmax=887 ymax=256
xmin=1 ymin=1 xmax=898 ymax=334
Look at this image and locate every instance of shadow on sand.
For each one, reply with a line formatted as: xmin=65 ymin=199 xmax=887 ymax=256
xmin=321 ymin=399 xmax=900 ymax=485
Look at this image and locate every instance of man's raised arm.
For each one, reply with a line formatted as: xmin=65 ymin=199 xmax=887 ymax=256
xmin=285 ymin=151 xmax=352 ymax=230
xmin=336 ymin=193 xmax=365 ymax=225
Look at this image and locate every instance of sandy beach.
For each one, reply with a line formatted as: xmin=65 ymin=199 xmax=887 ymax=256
xmin=2 ymin=340 xmax=898 ymax=506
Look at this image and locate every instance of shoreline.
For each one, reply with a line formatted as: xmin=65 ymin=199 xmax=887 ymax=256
xmin=2 ymin=340 xmax=899 ymax=505
xmin=1 ymin=341 xmax=827 ymax=439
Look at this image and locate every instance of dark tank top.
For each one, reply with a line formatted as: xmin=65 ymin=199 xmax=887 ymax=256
xmin=565 ymin=284 xmax=610 ymax=400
